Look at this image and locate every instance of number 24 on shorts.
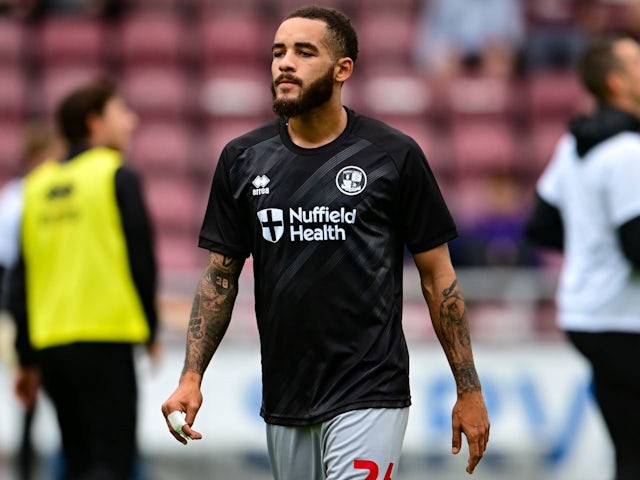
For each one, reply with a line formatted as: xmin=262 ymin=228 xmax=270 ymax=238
xmin=354 ymin=459 xmax=394 ymax=480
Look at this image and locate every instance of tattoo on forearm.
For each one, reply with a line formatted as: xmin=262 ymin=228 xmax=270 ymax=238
xmin=183 ymin=254 xmax=243 ymax=377
xmin=455 ymin=362 xmax=481 ymax=394
xmin=435 ymin=279 xmax=481 ymax=393
xmin=439 ymin=279 xmax=469 ymax=349
xmin=189 ymin=311 xmax=205 ymax=340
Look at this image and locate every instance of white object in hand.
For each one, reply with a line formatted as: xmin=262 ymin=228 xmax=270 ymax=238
xmin=167 ymin=411 xmax=190 ymax=440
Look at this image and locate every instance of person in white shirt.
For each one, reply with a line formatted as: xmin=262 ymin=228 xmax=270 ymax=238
xmin=526 ymin=36 xmax=640 ymax=480
xmin=0 ymin=121 xmax=58 ymax=308
xmin=0 ymin=120 xmax=59 ymax=480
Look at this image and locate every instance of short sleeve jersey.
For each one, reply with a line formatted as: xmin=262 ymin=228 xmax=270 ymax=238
xmin=200 ymin=108 xmax=457 ymax=426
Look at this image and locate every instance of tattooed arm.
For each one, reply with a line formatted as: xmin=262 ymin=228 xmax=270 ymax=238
xmin=161 ymin=251 xmax=244 ymax=444
xmin=413 ymin=244 xmax=490 ymax=474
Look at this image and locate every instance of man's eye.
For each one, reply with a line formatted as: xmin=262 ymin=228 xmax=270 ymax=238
xmin=273 ymin=51 xmax=284 ymax=58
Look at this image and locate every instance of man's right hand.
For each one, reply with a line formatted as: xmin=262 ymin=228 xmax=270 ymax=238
xmin=161 ymin=372 xmax=204 ymax=445
xmin=14 ymin=365 xmax=40 ymax=411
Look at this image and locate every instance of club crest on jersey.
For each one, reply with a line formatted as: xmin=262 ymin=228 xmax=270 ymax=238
xmin=252 ymin=175 xmax=270 ymax=196
xmin=257 ymin=208 xmax=284 ymax=242
xmin=336 ymin=166 xmax=367 ymax=196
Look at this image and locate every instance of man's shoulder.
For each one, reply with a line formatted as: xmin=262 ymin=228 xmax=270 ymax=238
xmin=587 ymin=131 xmax=640 ymax=164
xmin=604 ymin=131 xmax=640 ymax=150
xmin=223 ymin=118 xmax=281 ymax=157
xmin=351 ymin=110 xmax=411 ymax=141
xmin=349 ymin=109 xmax=422 ymax=157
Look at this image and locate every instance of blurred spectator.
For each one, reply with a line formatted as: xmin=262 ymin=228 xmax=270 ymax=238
xmin=615 ymin=0 xmax=640 ymax=41
xmin=523 ymin=0 xmax=603 ymax=71
xmin=451 ymin=173 xmax=538 ymax=267
xmin=8 ymin=78 xmax=158 ymax=480
xmin=526 ymin=36 xmax=640 ymax=479
xmin=414 ymin=0 xmax=525 ymax=79
xmin=0 ymin=120 xmax=60 ymax=480
xmin=0 ymin=121 xmax=59 ymax=307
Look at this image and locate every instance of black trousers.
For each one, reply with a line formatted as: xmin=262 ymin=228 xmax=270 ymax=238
xmin=566 ymin=331 xmax=640 ymax=480
xmin=39 ymin=343 xmax=138 ymax=480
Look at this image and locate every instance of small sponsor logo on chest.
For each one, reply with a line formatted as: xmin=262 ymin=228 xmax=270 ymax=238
xmin=252 ymin=175 xmax=270 ymax=196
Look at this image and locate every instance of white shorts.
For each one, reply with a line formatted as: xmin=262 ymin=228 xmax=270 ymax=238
xmin=266 ymin=407 xmax=410 ymax=480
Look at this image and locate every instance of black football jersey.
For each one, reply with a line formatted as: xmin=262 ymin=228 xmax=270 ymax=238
xmin=200 ymin=108 xmax=457 ymax=426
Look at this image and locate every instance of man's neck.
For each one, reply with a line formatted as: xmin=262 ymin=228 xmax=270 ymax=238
xmin=286 ymin=102 xmax=348 ymax=149
xmin=608 ymin=97 xmax=640 ymax=120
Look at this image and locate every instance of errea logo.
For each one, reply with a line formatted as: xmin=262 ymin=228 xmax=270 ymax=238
xmin=252 ymin=175 xmax=270 ymax=196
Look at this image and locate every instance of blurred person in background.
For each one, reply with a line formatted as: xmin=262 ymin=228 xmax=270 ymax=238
xmin=0 ymin=121 xmax=59 ymax=308
xmin=451 ymin=172 xmax=539 ymax=267
xmin=8 ymin=78 xmax=159 ymax=480
xmin=526 ymin=36 xmax=640 ymax=480
xmin=523 ymin=0 xmax=598 ymax=71
xmin=414 ymin=0 xmax=525 ymax=79
xmin=615 ymin=0 xmax=640 ymax=41
xmin=162 ymin=5 xmax=489 ymax=479
xmin=0 ymin=121 xmax=60 ymax=480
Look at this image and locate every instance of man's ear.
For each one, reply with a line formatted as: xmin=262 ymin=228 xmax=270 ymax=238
xmin=335 ymin=57 xmax=354 ymax=83
xmin=605 ymin=69 xmax=625 ymax=98
xmin=86 ymin=113 xmax=102 ymax=141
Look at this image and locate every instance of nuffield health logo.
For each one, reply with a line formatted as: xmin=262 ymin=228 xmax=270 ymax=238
xmin=257 ymin=206 xmax=357 ymax=243
xmin=257 ymin=208 xmax=284 ymax=242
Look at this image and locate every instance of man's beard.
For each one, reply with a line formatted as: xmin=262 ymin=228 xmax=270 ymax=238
xmin=271 ymin=65 xmax=335 ymax=118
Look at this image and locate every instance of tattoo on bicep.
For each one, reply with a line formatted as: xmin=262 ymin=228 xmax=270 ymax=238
xmin=221 ymin=255 xmax=235 ymax=268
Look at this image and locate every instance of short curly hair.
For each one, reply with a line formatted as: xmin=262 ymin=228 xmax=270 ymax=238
xmin=285 ymin=5 xmax=359 ymax=63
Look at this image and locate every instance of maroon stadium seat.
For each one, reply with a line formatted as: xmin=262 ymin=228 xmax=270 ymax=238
xmin=445 ymin=73 xmax=515 ymax=124
xmin=451 ymin=119 xmax=516 ymax=177
xmin=129 ymin=120 xmax=194 ymax=175
xmin=357 ymin=67 xmax=434 ymax=120
xmin=39 ymin=65 xmax=103 ymax=115
xmin=525 ymin=69 xmax=593 ymax=123
xmin=352 ymin=0 xmax=420 ymax=17
xmin=200 ymin=66 xmax=271 ymax=119
xmin=0 ymin=19 xmax=26 ymax=65
xmin=121 ymin=66 xmax=193 ymax=121
xmin=0 ymin=121 xmax=23 ymax=176
xmin=197 ymin=0 xmax=270 ymax=15
xmin=37 ymin=16 xmax=106 ymax=68
xmin=356 ymin=13 xmax=417 ymax=70
xmin=119 ymin=13 xmax=187 ymax=68
xmin=527 ymin=120 xmax=566 ymax=175
xmin=155 ymin=230 xmax=204 ymax=271
xmin=0 ymin=66 xmax=28 ymax=121
xmin=199 ymin=13 xmax=267 ymax=68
